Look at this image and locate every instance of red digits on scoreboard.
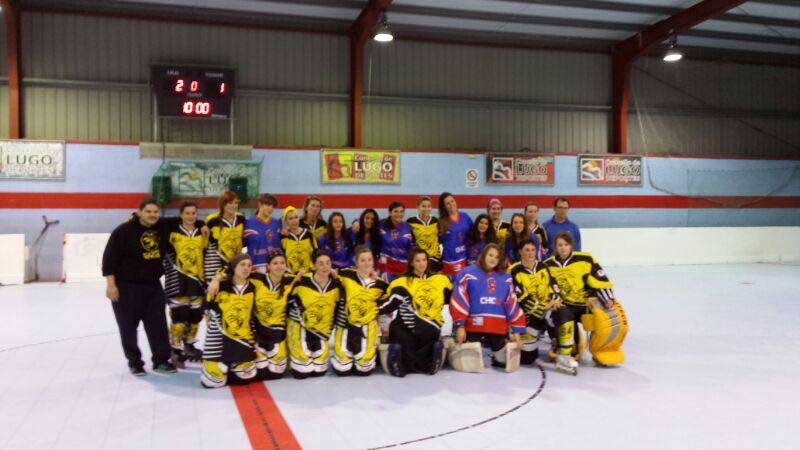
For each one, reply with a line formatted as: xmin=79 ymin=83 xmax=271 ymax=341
xmin=181 ymin=101 xmax=211 ymax=116
xmin=174 ymin=79 xmax=185 ymax=93
xmin=219 ymin=82 xmax=226 ymax=95
xmin=196 ymin=102 xmax=211 ymax=115
xmin=190 ymin=80 xmax=199 ymax=92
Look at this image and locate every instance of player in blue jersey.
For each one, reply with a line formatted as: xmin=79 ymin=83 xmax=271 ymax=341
xmin=438 ymin=192 xmax=473 ymax=278
xmin=243 ymin=194 xmax=282 ymax=274
xmin=317 ymin=212 xmax=352 ymax=269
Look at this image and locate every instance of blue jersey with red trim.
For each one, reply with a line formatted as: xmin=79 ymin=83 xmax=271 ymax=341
xmin=441 ymin=212 xmax=472 ymax=264
xmin=450 ymin=265 xmax=526 ymax=335
xmin=378 ymin=220 xmax=414 ymax=275
xmin=317 ymin=234 xmax=351 ymax=269
xmin=243 ymin=216 xmax=282 ymax=272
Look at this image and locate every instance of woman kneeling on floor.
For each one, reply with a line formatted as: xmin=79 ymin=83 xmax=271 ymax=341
xmin=201 ymin=253 xmax=258 ymax=388
xmin=450 ymin=244 xmax=525 ymax=371
xmin=379 ymin=247 xmax=453 ymax=377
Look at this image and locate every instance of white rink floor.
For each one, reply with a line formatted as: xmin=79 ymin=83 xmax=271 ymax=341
xmin=1 ymin=263 xmax=799 ymax=450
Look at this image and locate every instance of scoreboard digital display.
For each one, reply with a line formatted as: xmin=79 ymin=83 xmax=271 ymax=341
xmin=152 ymin=65 xmax=235 ymax=119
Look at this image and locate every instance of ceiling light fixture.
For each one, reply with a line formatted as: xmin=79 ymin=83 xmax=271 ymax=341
xmin=663 ymin=35 xmax=683 ymax=62
xmin=373 ymin=13 xmax=393 ymax=43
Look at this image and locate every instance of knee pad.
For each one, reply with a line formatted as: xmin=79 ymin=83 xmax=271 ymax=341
xmin=201 ymin=361 xmax=228 ymax=388
xmin=520 ymin=329 xmax=540 ymax=365
xmin=189 ymin=307 xmax=204 ymax=325
xmin=448 ymin=342 xmax=484 ymax=373
xmin=582 ymin=300 xmax=628 ymax=366
xmin=169 ymin=304 xmax=192 ymax=324
xmin=556 ymin=320 xmax=575 ymax=355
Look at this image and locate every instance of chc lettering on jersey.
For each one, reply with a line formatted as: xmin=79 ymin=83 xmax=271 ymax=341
xmin=0 ymin=140 xmax=65 ymax=180
xmin=479 ymin=296 xmax=498 ymax=305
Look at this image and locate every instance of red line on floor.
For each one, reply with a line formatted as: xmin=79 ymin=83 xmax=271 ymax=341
xmin=230 ymin=383 xmax=301 ymax=450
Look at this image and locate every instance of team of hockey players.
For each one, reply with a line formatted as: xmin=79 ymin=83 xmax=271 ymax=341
xmin=162 ymin=191 xmax=627 ymax=388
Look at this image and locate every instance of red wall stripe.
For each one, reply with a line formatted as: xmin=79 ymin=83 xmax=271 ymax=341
xmin=1 ymin=192 xmax=799 ymax=209
xmin=230 ymin=383 xmax=301 ymax=450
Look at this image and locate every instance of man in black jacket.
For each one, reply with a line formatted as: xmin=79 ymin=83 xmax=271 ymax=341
xmin=102 ymin=198 xmax=177 ymax=376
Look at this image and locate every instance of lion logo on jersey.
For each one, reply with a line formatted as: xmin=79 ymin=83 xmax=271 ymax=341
xmin=303 ymin=297 xmax=334 ymax=334
xmin=412 ymin=281 xmax=440 ymax=322
xmin=346 ymin=293 xmax=375 ymax=325
xmin=176 ymin=240 xmax=202 ymax=274
xmin=140 ymin=230 xmax=161 ymax=260
xmin=218 ymin=228 xmax=243 ymax=260
xmin=222 ymin=301 xmax=251 ymax=340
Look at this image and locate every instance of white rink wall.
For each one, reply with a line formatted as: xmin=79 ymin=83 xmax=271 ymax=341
xmin=16 ymin=226 xmax=794 ymax=285
xmin=583 ymin=226 xmax=800 ymax=266
xmin=0 ymin=234 xmax=25 ymax=285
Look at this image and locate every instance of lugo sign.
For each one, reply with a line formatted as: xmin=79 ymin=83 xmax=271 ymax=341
xmin=0 ymin=140 xmax=66 ymax=180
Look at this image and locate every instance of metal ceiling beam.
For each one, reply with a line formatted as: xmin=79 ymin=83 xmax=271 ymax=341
xmin=348 ymin=0 xmax=392 ymax=148
xmin=2 ymin=0 xmax=23 ymax=138
xmin=491 ymin=0 xmax=800 ymax=29
xmin=388 ymin=3 xmax=799 ymax=47
xmin=611 ymin=0 xmax=750 ymax=155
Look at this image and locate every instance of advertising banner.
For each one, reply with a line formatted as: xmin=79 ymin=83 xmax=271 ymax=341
xmin=0 ymin=140 xmax=66 ymax=180
xmin=486 ymin=153 xmax=554 ymax=185
xmin=578 ymin=155 xmax=643 ymax=186
xmin=321 ymin=149 xmax=400 ymax=184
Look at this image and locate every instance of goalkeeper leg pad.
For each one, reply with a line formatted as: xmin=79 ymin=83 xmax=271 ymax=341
xmin=582 ymin=300 xmax=628 ymax=366
xmin=448 ymin=342 xmax=484 ymax=373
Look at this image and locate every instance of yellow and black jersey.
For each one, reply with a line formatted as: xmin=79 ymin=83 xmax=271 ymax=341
xmin=379 ymin=274 xmax=452 ymax=330
xmin=334 ymin=268 xmax=388 ymax=327
xmin=508 ymin=261 xmax=558 ymax=319
xmin=543 ymin=251 xmax=614 ymax=306
xmin=407 ymin=216 xmax=440 ymax=259
xmin=301 ymin=218 xmax=327 ymax=241
xmin=494 ymin=221 xmax=512 ymax=246
xmin=204 ymin=280 xmax=256 ymax=362
xmin=281 ymin=228 xmax=316 ymax=274
xmin=163 ymin=222 xmax=208 ymax=298
xmin=249 ymin=272 xmax=297 ymax=329
xmin=204 ymin=213 xmax=246 ymax=281
xmin=287 ymin=273 xmax=342 ymax=339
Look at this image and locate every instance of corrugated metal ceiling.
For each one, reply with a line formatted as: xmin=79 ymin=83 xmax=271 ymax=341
xmin=20 ymin=0 xmax=800 ymax=59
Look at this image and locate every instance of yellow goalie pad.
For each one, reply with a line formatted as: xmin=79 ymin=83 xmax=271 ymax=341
xmin=581 ymin=299 xmax=628 ymax=366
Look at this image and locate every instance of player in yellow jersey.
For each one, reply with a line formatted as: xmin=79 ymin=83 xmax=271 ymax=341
xmin=407 ymin=196 xmax=441 ymax=272
xmin=379 ymin=247 xmax=452 ymax=377
xmin=163 ymin=202 xmax=208 ymax=366
xmin=281 ymin=206 xmax=316 ymax=274
xmin=331 ymin=245 xmax=388 ymax=376
xmin=509 ymin=239 xmax=578 ymax=375
xmin=204 ymin=191 xmax=246 ymax=282
xmin=250 ymin=252 xmax=305 ymax=380
xmin=286 ymin=250 xmax=342 ymax=379
xmin=543 ymin=232 xmax=628 ymax=367
xmin=200 ymin=254 xmax=258 ymax=388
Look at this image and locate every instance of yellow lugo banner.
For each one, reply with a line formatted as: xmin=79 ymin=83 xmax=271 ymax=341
xmin=321 ymin=149 xmax=400 ymax=184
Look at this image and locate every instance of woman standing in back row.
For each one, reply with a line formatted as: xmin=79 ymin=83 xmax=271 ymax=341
xmin=438 ymin=192 xmax=473 ymax=279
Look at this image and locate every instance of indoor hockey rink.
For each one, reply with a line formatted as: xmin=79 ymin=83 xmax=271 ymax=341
xmin=1 ymin=262 xmax=798 ymax=450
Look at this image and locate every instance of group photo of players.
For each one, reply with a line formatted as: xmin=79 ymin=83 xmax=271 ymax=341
xmin=101 ymin=191 xmax=628 ymax=388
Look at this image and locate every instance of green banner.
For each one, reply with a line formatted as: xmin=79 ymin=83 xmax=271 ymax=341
xmin=155 ymin=160 xmax=261 ymax=198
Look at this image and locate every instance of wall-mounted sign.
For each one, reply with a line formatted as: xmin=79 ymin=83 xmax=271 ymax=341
xmin=321 ymin=149 xmax=400 ymax=184
xmin=578 ymin=154 xmax=642 ymax=186
xmin=486 ymin=153 xmax=554 ymax=185
xmin=0 ymin=140 xmax=65 ymax=180
xmin=155 ymin=160 xmax=261 ymax=198
xmin=466 ymin=168 xmax=479 ymax=188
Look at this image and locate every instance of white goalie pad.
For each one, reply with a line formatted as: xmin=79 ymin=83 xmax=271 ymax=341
xmin=448 ymin=342 xmax=484 ymax=373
